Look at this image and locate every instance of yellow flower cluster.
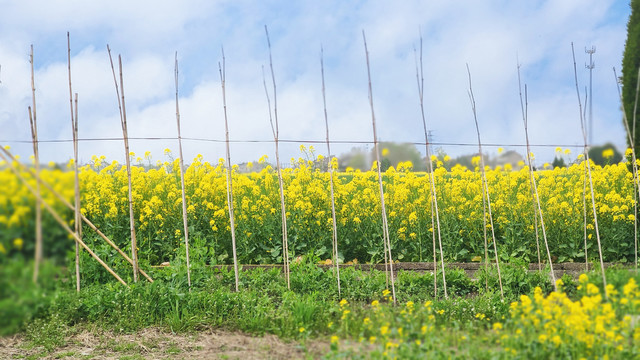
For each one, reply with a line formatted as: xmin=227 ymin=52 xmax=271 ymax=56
xmin=504 ymin=275 xmax=640 ymax=357
xmin=0 ymin=152 xmax=637 ymax=264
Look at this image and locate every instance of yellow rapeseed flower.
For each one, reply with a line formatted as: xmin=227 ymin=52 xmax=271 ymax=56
xmin=12 ymin=238 xmax=23 ymax=250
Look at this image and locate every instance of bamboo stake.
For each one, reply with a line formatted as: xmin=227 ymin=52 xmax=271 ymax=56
xmin=174 ymin=53 xmax=192 ymax=291
xmin=571 ymin=43 xmax=606 ymax=298
xmin=0 ymin=146 xmax=154 ymax=282
xmin=633 ymin=66 xmax=640 ymax=274
xmin=516 ymin=65 xmax=557 ymax=290
xmin=466 ymin=65 xmax=503 ymax=299
xmin=218 ymin=48 xmax=240 ymax=292
xmin=320 ymin=46 xmax=342 ymax=298
xmin=516 ymin=65 xmax=542 ymax=272
xmin=614 ymin=66 xmax=640 ymax=274
xmin=582 ymin=91 xmax=590 ymax=272
xmin=263 ymin=26 xmax=290 ymax=288
xmin=0 ymin=150 xmax=128 ymax=287
xmin=67 ymin=33 xmax=81 ymax=292
xmin=413 ymin=35 xmax=446 ymax=299
xmin=107 ymin=47 xmax=139 ymax=283
xmin=583 ymin=151 xmax=589 ymax=271
xmin=362 ymin=30 xmax=396 ymax=304
xmin=28 ymin=45 xmax=43 ymax=284
xmin=73 ymin=94 xmax=82 ymax=290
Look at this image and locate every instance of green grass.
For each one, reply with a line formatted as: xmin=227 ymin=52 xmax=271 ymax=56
xmin=3 ymin=255 xmax=639 ymax=359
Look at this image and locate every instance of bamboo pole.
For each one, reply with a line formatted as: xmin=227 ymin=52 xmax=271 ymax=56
xmin=362 ymin=30 xmax=396 ymax=304
xmin=583 ymin=152 xmax=589 ymax=272
xmin=614 ymin=66 xmax=640 ymax=274
xmin=218 ymin=48 xmax=240 ymax=292
xmin=320 ymin=46 xmax=342 ymax=297
xmin=107 ymin=46 xmax=139 ymax=283
xmin=571 ymin=43 xmax=606 ymax=298
xmin=516 ymin=65 xmax=543 ymax=272
xmin=0 ymin=146 xmax=154 ymax=282
xmin=516 ymin=65 xmax=557 ymax=290
xmin=582 ymin=91 xmax=590 ymax=273
xmin=263 ymin=26 xmax=290 ymax=289
xmin=67 ymin=33 xmax=81 ymax=292
xmin=0 ymin=150 xmax=128 ymax=287
xmin=28 ymin=45 xmax=43 ymax=284
xmin=174 ymin=52 xmax=192 ymax=291
xmin=466 ymin=65 xmax=504 ymax=300
xmin=632 ymin=66 xmax=640 ymax=274
xmin=413 ymin=35 xmax=446 ymax=299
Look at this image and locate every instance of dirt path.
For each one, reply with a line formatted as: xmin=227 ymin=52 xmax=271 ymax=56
xmin=0 ymin=327 xmax=329 ymax=360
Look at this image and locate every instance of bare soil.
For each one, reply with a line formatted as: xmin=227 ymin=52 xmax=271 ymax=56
xmin=0 ymin=327 xmax=329 ymax=360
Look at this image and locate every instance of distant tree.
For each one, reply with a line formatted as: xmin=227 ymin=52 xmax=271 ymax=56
xmin=451 ymin=153 xmax=489 ymax=170
xmin=551 ymin=156 xmax=566 ymax=169
xmin=375 ymin=142 xmax=425 ymax=171
xmin=588 ymin=143 xmax=623 ymax=165
xmin=622 ymin=0 xmax=640 ymax=157
xmin=338 ymin=147 xmax=369 ymax=170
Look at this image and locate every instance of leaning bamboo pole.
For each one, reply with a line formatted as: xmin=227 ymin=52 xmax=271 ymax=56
xmin=218 ymin=48 xmax=240 ymax=292
xmin=466 ymin=65 xmax=503 ymax=300
xmin=614 ymin=66 xmax=640 ymax=274
xmin=73 ymin=94 xmax=82 ymax=289
xmin=0 ymin=146 xmax=154 ymax=283
xmin=28 ymin=45 xmax=43 ymax=284
xmin=0 ymin=150 xmax=128 ymax=287
xmin=516 ymin=65 xmax=542 ymax=272
xmin=516 ymin=66 xmax=557 ymax=290
xmin=634 ymin=65 xmax=640 ymax=274
xmin=362 ymin=30 xmax=396 ymax=304
xmin=263 ymin=26 xmax=290 ymax=288
xmin=107 ymin=46 xmax=139 ymax=283
xmin=582 ymin=91 xmax=590 ymax=273
xmin=174 ymin=53 xmax=192 ymax=291
xmin=571 ymin=43 xmax=606 ymax=299
xmin=67 ymin=33 xmax=81 ymax=292
xmin=413 ymin=36 xmax=446 ymax=299
xmin=320 ymin=46 xmax=342 ymax=297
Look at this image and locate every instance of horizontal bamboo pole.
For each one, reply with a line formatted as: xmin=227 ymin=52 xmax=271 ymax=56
xmin=0 ymin=146 xmax=153 ymax=283
xmin=0 ymin=150 xmax=128 ymax=287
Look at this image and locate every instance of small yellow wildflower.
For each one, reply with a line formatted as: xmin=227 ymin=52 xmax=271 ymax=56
xmin=380 ymin=325 xmax=389 ymax=336
xmin=602 ymin=148 xmax=614 ymax=159
xmin=13 ymin=238 xmax=23 ymax=250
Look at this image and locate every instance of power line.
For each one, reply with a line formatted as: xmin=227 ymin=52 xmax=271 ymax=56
xmin=0 ymin=136 xmax=587 ymax=149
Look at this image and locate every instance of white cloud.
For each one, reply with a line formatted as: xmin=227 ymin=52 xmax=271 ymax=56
xmin=0 ymin=0 xmax=630 ymax=165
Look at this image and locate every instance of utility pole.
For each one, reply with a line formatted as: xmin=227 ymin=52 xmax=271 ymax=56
xmin=586 ymin=46 xmax=596 ymax=146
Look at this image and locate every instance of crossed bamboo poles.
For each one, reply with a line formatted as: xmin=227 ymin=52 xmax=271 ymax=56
xmin=0 ymin=146 xmax=153 ymax=286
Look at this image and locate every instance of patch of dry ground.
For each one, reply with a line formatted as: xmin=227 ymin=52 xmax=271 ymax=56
xmin=0 ymin=327 xmax=330 ymax=360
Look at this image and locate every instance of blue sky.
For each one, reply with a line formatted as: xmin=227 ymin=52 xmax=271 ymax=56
xmin=0 ymin=0 xmax=632 ymax=165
